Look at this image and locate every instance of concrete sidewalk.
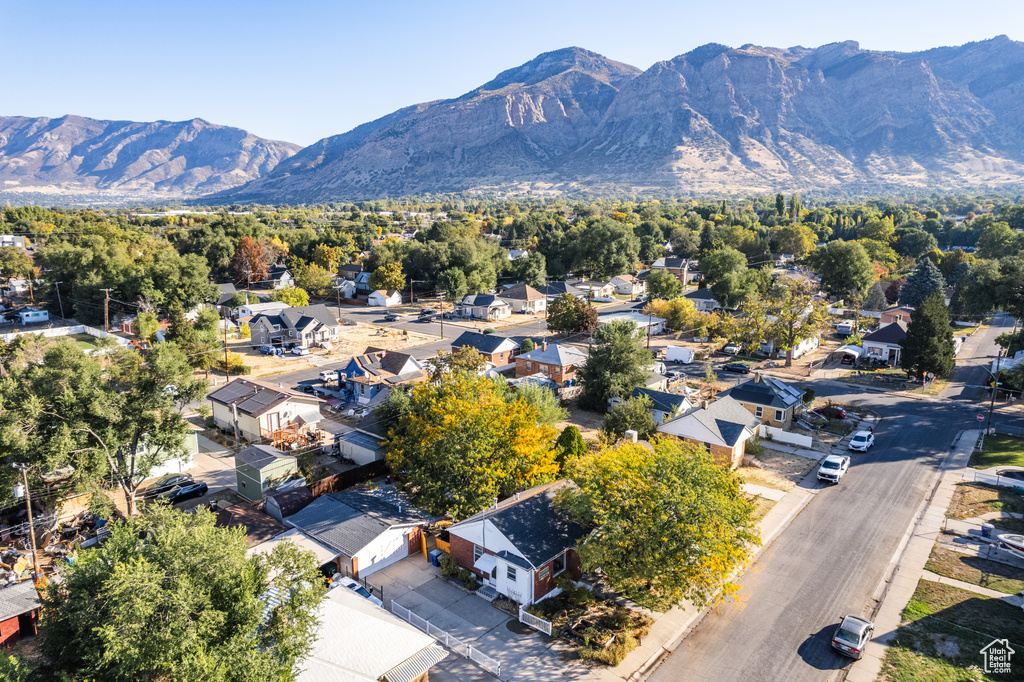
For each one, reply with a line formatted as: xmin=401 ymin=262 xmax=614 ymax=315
xmin=845 ymin=429 xmax=981 ymax=682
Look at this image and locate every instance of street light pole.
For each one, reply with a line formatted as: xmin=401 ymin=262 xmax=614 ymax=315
xmin=12 ymin=464 xmax=40 ymax=580
xmin=55 ymin=281 xmax=65 ymax=319
xmin=986 ymin=348 xmax=1003 ymax=439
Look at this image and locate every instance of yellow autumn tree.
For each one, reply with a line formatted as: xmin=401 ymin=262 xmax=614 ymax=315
xmin=384 ymin=372 xmax=558 ymax=519
xmin=557 ymin=437 xmax=759 ymax=610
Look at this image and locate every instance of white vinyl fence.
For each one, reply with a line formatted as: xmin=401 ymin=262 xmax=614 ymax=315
xmin=391 ymin=600 xmax=501 ymax=677
xmin=965 ymin=468 xmax=1024 ymax=491
xmin=759 ymin=424 xmax=814 ymax=448
xmin=518 ymin=605 xmax=553 ymax=636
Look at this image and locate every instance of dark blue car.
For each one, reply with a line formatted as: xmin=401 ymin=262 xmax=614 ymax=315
xmin=159 ymin=481 xmax=209 ymax=504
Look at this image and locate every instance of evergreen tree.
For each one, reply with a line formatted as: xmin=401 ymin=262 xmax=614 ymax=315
xmin=899 ymin=258 xmax=944 ymax=308
xmin=775 ymin=193 xmax=786 ymax=217
xmin=602 ymin=395 xmax=658 ymax=441
xmin=900 ymin=292 xmax=955 ymax=379
xmin=698 ymin=223 xmax=716 ymax=254
xmin=864 ymin=283 xmax=887 ymax=312
xmin=577 ymin=319 xmax=653 ymax=411
xmin=554 ymin=425 xmax=588 ymax=469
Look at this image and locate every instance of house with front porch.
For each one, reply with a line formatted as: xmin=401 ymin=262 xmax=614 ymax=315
xmin=657 ymin=395 xmax=761 ymax=469
xmin=720 ymin=373 xmax=804 ymax=428
xmin=339 ymin=350 xmax=427 ymax=404
xmin=454 ymin=293 xmax=512 ymax=321
xmin=447 ymin=480 xmax=587 ymax=605
xmin=501 ymin=283 xmax=547 ymax=314
xmin=208 ymin=378 xmax=324 ymax=444
xmin=861 ymin=321 xmax=908 ymax=365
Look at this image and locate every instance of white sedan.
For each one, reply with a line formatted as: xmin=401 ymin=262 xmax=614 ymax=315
xmin=849 ymin=431 xmax=875 ymax=451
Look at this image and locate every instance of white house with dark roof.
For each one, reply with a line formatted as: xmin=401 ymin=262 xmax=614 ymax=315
xmin=501 ymin=282 xmax=547 ymax=314
xmin=657 ymin=395 xmax=761 ymax=469
xmin=611 ymin=274 xmax=646 ymax=297
xmin=684 ymin=288 xmax=721 ymax=311
xmin=599 ymin=311 xmax=667 ymax=336
xmin=208 ymin=378 xmax=323 ymax=444
xmin=264 ymin=265 xmax=294 ymax=289
xmin=454 ymin=293 xmax=512 ymax=321
xmin=862 ymin=320 xmax=908 ymax=365
xmin=451 ymin=331 xmax=520 ymax=366
xmin=298 ymin=586 xmax=448 ymax=682
xmin=571 ymin=280 xmax=615 ymax=298
xmin=720 ymin=373 xmax=805 ymax=428
xmin=285 ymin=487 xmax=434 ymax=578
xmin=249 ymin=304 xmax=340 ymax=349
xmin=447 ymin=481 xmax=587 ymax=604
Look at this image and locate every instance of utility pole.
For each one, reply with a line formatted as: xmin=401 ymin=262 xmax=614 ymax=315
xmin=223 ymin=311 xmax=231 ymax=381
xmin=100 ymin=288 xmax=113 ymax=332
xmin=55 ymin=281 xmax=65 ymax=319
xmin=12 ymin=464 xmax=40 ymax=581
xmin=647 ymin=309 xmax=654 ymax=349
xmin=986 ymin=348 xmax=1003 ymax=439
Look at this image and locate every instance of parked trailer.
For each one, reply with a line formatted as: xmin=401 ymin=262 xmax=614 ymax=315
xmin=665 ymin=346 xmax=695 ymax=364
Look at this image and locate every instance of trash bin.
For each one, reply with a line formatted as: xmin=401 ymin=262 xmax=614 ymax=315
xmin=981 ymin=523 xmax=994 ymax=539
xmin=429 ymin=549 xmax=443 ymax=567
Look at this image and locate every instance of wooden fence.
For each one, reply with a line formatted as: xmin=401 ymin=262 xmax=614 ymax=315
xmin=308 ymin=460 xmax=390 ymax=498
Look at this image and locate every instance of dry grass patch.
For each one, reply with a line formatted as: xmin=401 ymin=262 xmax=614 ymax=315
xmin=737 ymin=466 xmax=795 ymax=492
xmin=744 ymin=493 xmax=779 ymax=522
xmin=947 ymin=482 xmax=1024 ymax=520
xmin=926 ymin=544 xmax=1024 ymax=595
xmin=755 ymin=450 xmax=819 ymax=483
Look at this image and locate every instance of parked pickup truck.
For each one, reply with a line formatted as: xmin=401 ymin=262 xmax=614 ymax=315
xmin=817 ymin=455 xmax=850 ymax=484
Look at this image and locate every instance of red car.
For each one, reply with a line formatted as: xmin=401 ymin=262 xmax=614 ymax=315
xmin=814 ymin=405 xmax=848 ymax=420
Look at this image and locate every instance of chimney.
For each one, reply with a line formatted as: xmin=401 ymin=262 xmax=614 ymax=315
xmin=625 ymin=429 xmax=639 ymax=443
xmin=700 ymin=400 xmax=709 ymax=409
xmin=542 ymin=341 xmax=548 ymax=352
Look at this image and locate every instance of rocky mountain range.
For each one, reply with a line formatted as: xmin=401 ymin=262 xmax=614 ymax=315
xmin=221 ymin=36 xmax=1024 ymax=201
xmin=6 ymin=36 xmax=1024 ymax=203
xmin=0 ymin=115 xmax=300 ymax=197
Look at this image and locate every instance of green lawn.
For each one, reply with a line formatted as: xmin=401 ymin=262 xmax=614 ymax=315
xmin=970 ymin=434 xmax=1024 ymax=469
xmin=69 ymin=333 xmax=103 ymax=350
xmin=926 ymin=544 xmax=1024 ymax=595
xmin=881 ymin=579 xmax=1024 ymax=681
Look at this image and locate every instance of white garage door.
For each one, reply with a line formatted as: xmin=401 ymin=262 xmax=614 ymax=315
xmin=357 ymin=528 xmax=409 ymax=577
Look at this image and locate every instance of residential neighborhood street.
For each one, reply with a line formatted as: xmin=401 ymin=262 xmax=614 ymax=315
xmin=648 ymin=320 xmax=1023 ymax=682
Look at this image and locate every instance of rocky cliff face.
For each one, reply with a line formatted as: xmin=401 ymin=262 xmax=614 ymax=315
xmin=0 ymin=116 xmax=300 ymax=197
xmin=222 ymin=37 xmax=1024 ymax=201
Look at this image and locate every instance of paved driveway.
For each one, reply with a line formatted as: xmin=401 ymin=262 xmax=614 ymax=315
xmin=371 ymin=556 xmax=590 ymax=682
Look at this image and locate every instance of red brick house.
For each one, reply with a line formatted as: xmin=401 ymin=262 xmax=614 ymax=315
xmin=447 ymin=481 xmax=587 ymax=605
xmin=451 ymin=331 xmax=520 ymax=366
xmin=880 ymin=305 xmax=914 ymax=326
xmin=514 ymin=342 xmax=588 ymax=386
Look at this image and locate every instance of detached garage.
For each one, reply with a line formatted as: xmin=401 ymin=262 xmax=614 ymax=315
xmin=284 ymin=487 xmax=435 ymax=579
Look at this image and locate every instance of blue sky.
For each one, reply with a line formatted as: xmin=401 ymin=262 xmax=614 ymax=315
xmin=2 ymin=0 xmax=1020 ymax=146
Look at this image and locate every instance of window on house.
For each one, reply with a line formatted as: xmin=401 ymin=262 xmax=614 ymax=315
xmin=775 ymin=409 xmax=785 ymax=422
xmin=506 ymin=566 xmax=517 ymax=581
xmin=553 ymin=553 xmax=566 ymax=576
xmin=538 ymin=567 xmax=549 ymax=581
xmin=754 ymin=406 xmax=763 ymax=418
xmin=473 ymin=545 xmax=484 ymax=562
xmin=703 ymin=442 xmax=712 ymax=453
xmin=260 ymin=336 xmax=265 ymax=344
xmin=525 ymin=361 xmax=531 ymax=371
xmin=289 ymin=330 xmax=294 ymax=337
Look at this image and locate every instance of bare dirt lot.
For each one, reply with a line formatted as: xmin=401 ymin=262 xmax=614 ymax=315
xmin=753 ymin=449 xmax=819 ymax=483
xmin=558 ymin=402 xmax=606 ymax=446
xmin=737 ymin=466 xmax=797 ymax=492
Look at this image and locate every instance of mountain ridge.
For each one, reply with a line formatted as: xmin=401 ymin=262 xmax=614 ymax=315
xmin=0 ymin=115 xmax=300 ymax=197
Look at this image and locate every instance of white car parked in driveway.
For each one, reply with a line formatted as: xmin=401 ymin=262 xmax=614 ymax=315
xmin=817 ymin=455 xmax=850 ymax=484
xmin=848 ymin=431 xmax=875 ymax=451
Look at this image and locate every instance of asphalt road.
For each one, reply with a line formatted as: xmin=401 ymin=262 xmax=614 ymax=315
xmin=650 ymin=318 xmax=1020 ymax=682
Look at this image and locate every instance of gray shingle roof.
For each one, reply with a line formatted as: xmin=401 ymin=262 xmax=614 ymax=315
xmin=0 ymin=580 xmax=38 ymax=621
xmin=279 ymin=304 xmax=338 ymax=331
xmin=517 ymin=343 xmax=587 ymax=367
xmin=863 ymin=320 xmax=908 ymax=345
xmin=209 ymin=378 xmax=318 ymax=417
xmin=456 ymin=481 xmax=587 ymax=568
xmin=236 ymin=444 xmax=296 ymax=470
xmin=721 ymin=375 xmax=804 ymax=410
xmin=685 ymin=288 xmax=717 ymax=301
xmin=537 ymin=282 xmax=583 ymax=298
xmin=695 ymin=396 xmax=760 ymax=446
xmin=286 ymin=489 xmax=432 ymax=557
xmin=452 ymin=331 xmax=518 ymax=355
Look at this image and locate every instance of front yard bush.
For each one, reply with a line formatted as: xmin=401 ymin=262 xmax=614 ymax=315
xmin=439 ymin=553 xmax=460 ymax=577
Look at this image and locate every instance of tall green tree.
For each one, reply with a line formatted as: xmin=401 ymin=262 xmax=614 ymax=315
xmin=900 ymin=292 xmax=955 ymax=379
xmin=769 ymin=281 xmax=828 ymax=367
xmin=271 ymin=286 xmax=310 ymax=307
xmin=557 ymin=437 xmax=759 ymax=610
xmin=699 ymin=247 xmax=758 ymax=309
xmin=40 ymin=505 xmax=324 ymax=682
xmin=513 ymin=252 xmax=547 ymax=288
xmin=296 ymin=262 xmax=335 ymax=295
xmin=0 ymin=246 xmax=33 ymax=284
xmin=439 ymin=267 xmax=467 ymax=306
xmin=807 ymin=240 xmax=874 ymax=318
xmin=899 ymin=258 xmax=944 ymax=308
xmin=369 ymin=261 xmax=406 ymax=293
xmin=646 ymin=269 xmax=683 ymax=300
xmin=733 ymin=293 xmax=773 ymax=358
xmin=384 ymin=372 xmax=558 ymax=519
xmin=602 ymin=395 xmax=658 ymax=441
xmin=547 ymin=293 xmax=598 ymax=334
xmin=513 ymin=382 xmax=569 ymax=426
xmin=554 ymin=425 xmax=588 ymax=469
xmin=577 ymin=319 xmax=652 ymax=411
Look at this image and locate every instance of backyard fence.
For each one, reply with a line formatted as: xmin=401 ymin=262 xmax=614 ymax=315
xmin=965 ymin=468 xmax=1024 ymax=492
xmin=391 ymin=600 xmax=501 ymax=677
xmin=518 ymin=605 xmax=553 ymax=636
xmin=308 ymin=460 xmax=389 ymax=498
